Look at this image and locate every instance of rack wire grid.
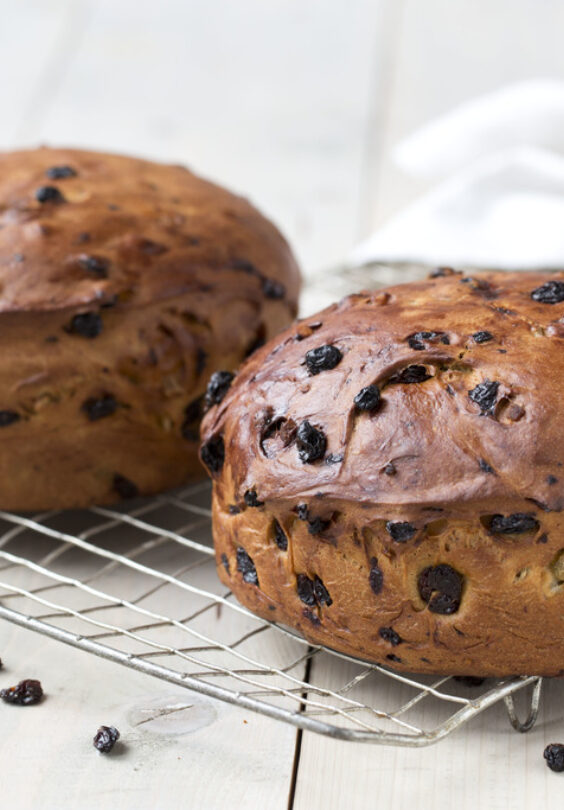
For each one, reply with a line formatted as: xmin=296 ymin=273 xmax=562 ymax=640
xmin=0 ymin=262 xmax=547 ymax=746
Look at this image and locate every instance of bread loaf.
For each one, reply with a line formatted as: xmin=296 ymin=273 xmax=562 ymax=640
xmin=0 ymin=147 xmax=300 ymax=509
xmin=201 ymin=269 xmax=564 ymax=676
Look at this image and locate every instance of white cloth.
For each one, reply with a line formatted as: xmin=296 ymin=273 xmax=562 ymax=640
xmin=350 ymin=80 xmax=564 ymax=270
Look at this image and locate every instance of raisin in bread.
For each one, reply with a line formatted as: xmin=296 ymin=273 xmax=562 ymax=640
xmin=0 ymin=147 xmax=300 ymax=510
xmin=201 ymin=269 xmax=564 ymax=677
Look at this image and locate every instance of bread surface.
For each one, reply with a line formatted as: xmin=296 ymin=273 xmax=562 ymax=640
xmin=0 ymin=147 xmax=300 ymax=509
xmin=201 ymin=269 xmax=564 ymax=676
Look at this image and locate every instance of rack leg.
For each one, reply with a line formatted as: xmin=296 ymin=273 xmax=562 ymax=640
xmin=503 ymin=678 xmax=543 ymax=733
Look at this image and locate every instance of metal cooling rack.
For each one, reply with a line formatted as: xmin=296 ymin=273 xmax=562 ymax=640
xmin=0 ymin=479 xmax=545 ymax=747
xmin=0 ymin=262 xmax=548 ymax=746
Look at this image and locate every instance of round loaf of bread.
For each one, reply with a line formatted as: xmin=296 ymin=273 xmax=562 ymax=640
xmin=201 ymin=269 xmax=564 ymax=676
xmin=0 ymin=147 xmax=300 ymax=510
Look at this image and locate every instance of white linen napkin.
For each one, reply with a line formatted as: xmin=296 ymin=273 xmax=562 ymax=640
xmin=349 ymin=80 xmax=564 ymax=270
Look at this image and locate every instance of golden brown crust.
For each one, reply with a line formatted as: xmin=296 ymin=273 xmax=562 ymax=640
xmin=0 ymin=147 xmax=300 ymax=509
xmin=202 ymin=270 xmax=564 ymax=676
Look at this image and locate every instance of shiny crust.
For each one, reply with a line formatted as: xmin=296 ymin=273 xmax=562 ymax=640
xmin=202 ymin=270 xmax=564 ymax=676
xmin=0 ymin=147 xmax=300 ymax=509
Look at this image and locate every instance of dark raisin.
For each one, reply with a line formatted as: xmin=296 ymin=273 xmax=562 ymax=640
xmin=325 ymin=453 xmax=344 ymax=465
xmin=296 ymin=503 xmax=309 ymax=520
xmin=45 ymin=165 xmax=76 ymax=179
xmin=181 ymin=396 xmax=203 ymax=440
xmin=472 ymin=331 xmax=493 ymax=344
xmin=379 ymin=626 xmax=402 ymax=646
xmin=369 ymin=559 xmax=384 ymax=595
xmin=479 ymin=458 xmax=494 ymax=474
xmin=389 ymin=365 xmax=431 ymax=384
xmin=308 ymin=517 xmax=330 ymax=535
xmin=531 ymin=281 xmax=564 ymax=304
xmin=93 ymin=726 xmax=120 ymax=754
xmin=383 ymin=463 xmax=396 ymax=476
xmin=548 ymin=475 xmax=559 ymax=485
xmin=297 ymin=574 xmax=316 ymax=606
xmin=35 ymin=185 xmax=65 ymax=203
xmin=228 ymin=504 xmax=240 ymax=515
xmin=418 ymin=564 xmax=463 ymax=614
xmin=489 ymin=513 xmax=539 ymax=534
xmin=354 ymin=384 xmax=381 ymax=412
xmin=244 ymin=488 xmax=264 ymax=507
xmin=430 ymin=267 xmax=456 ymax=278
xmin=78 ymin=255 xmax=110 ymax=278
xmin=82 ymin=394 xmax=117 ymax=421
xmin=67 ymin=312 xmax=103 ymax=338
xmin=304 ymin=345 xmax=342 ymax=375
xmin=262 ymin=278 xmax=285 ymax=299
xmin=236 ymin=547 xmax=258 ymax=585
xmin=0 ymin=411 xmax=20 ymax=427
xmin=205 ymin=371 xmax=234 ymax=408
xmin=468 ymin=379 xmax=499 ymax=413
xmin=544 ymin=744 xmax=564 ymax=772
xmin=200 ymin=435 xmax=225 ymax=473
xmin=313 ymin=576 xmax=332 ymax=606
xmin=407 ymin=331 xmax=447 ymax=350
xmin=220 ymin=553 xmax=230 ymax=574
xmin=273 ymin=520 xmax=288 ymax=551
xmin=386 ymin=654 xmax=402 ymax=663
xmin=112 ymin=474 xmax=138 ymax=499
xmin=296 ymin=421 xmax=326 ymax=463
xmin=0 ymin=679 xmax=43 ymax=705
xmin=386 ymin=521 xmax=416 ymax=542
xmin=453 ymin=676 xmax=485 ymax=687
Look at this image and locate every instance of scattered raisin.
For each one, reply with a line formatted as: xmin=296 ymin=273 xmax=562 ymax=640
xmin=35 ymin=185 xmax=65 ymax=203
xmin=386 ymin=654 xmax=402 ymax=663
xmin=479 ymin=459 xmax=494 ymax=474
xmin=430 ymin=267 xmax=457 ymax=278
xmin=389 ymin=365 xmax=431 ymax=384
xmin=468 ymin=379 xmax=499 ymax=413
xmin=383 ymin=463 xmax=396 ymax=476
xmin=296 ymin=421 xmax=326 ymax=463
xmin=244 ymin=488 xmax=264 ymax=508
xmin=313 ymin=576 xmax=332 ymax=606
xmin=325 ymin=453 xmax=344 ymax=465
xmin=296 ymin=574 xmax=316 ymax=606
xmin=93 ymin=726 xmax=120 ymax=754
xmin=305 ymin=345 xmax=342 ymax=375
xmin=531 ymin=281 xmax=564 ymax=304
xmin=236 ymin=547 xmax=258 ymax=585
xmin=82 ymin=394 xmax=117 ymax=421
xmin=308 ymin=517 xmax=330 ymax=535
xmin=379 ymin=626 xmax=402 ymax=646
xmin=386 ymin=521 xmax=416 ymax=542
xmin=228 ymin=504 xmax=241 ymax=515
xmin=296 ymin=503 xmax=309 ymax=520
xmin=273 ymin=520 xmax=288 ymax=551
xmin=205 ymin=371 xmax=234 ymax=408
xmin=489 ymin=513 xmax=539 ymax=534
xmin=0 ymin=679 xmax=43 ymax=705
xmin=407 ymin=331 xmax=449 ymax=350
xmin=262 ymin=278 xmax=285 ymax=299
xmin=67 ymin=312 xmax=103 ymax=338
xmin=354 ymin=384 xmax=381 ymax=412
xmin=544 ymin=744 xmax=564 ymax=772
xmin=472 ymin=331 xmax=493 ymax=344
xmin=200 ymin=435 xmax=225 ymax=473
xmin=78 ymin=255 xmax=110 ymax=278
xmin=45 ymin=165 xmax=76 ymax=179
xmin=418 ymin=564 xmax=463 ymax=614
xmin=0 ymin=411 xmax=20 ymax=427
xmin=220 ymin=553 xmax=230 ymax=574
xmin=369 ymin=559 xmax=384 ymax=595
xmin=548 ymin=475 xmax=559 ymax=486
xmin=112 ymin=474 xmax=138 ymax=499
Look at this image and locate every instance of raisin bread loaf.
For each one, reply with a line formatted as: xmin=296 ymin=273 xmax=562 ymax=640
xmin=0 ymin=147 xmax=300 ymax=510
xmin=201 ymin=270 xmax=564 ymax=676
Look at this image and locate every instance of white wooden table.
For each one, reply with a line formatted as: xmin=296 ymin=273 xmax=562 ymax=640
xmin=2 ymin=1 xmax=564 ymax=807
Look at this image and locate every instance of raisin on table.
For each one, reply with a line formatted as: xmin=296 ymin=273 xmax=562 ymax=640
xmin=0 ymin=679 xmax=43 ymax=705
xmin=93 ymin=725 xmax=120 ymax=754
xmin=544 ymin=743 xmax=564 ymax=772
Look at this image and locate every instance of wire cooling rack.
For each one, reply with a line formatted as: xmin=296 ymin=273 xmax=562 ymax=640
xmin=0 ymin=263 xmax=548 ymax=746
